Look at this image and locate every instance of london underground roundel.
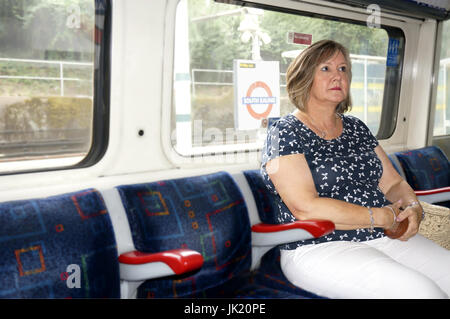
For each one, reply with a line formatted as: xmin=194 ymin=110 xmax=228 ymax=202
xmin=244 ymin=81 xmax=275 ymax=120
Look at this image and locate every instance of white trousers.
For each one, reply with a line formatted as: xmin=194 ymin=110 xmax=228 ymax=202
xmin=280 ymin=234 xmax=450 ymax=299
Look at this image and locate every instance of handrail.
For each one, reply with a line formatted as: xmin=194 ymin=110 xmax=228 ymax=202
xmin=0 ymin=57 xmax=93 ymax=97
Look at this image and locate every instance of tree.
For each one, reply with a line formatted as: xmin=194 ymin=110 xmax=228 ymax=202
xmin=0 ymin=0 xmax=94 ymax=60
xmin=186 ymin=0 xmax=389 ymax=73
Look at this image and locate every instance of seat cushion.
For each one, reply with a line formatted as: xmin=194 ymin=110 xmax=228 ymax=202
xmin=252 ymin=248 xmax=325 ymax=298
xmin=395 ymin=146 xmax=449 ymax=190
xmin=0 ymin=189 xmax=120 ymax=298
xmin=194 ymin=270 xmax=309 ymax=299
xmin=116 ymin=171 xmax=252 ymax=298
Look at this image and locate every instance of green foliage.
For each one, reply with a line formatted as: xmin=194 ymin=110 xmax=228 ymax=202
xmin=187 ymin=0 xmax=389 ymax=74
xmin=183 ymin=0 xmax=389 ymax=138
xmin=3 ymin=97 xmax=92 ymax=133
xmin=0 ymin=0 xmax=94 ymax=61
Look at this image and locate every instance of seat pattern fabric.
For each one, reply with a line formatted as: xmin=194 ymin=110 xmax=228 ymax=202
xmin=242 ymin=169 xmax=278 ymax=224
xmin=117 ymin=172 xmax=252 ymax=298
xmin=0 ymin=189 xmax=120 ymax=298
xmin=117 ymin=171 xmax=312 ymax=298
xmin=252 ymin=248 xmax=325 ymax=298
xmin=395 ymin=146 xmax=449 ymax=190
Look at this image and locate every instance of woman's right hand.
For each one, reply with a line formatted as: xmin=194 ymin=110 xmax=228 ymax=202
xmin=383 ymin=200 xmax=409 ymax=239
xmin=382 ymin=200 xmax=403 ymax=230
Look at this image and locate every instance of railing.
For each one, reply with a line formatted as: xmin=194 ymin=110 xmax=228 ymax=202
xmin=0 ymin=57 xmax=93 ymax=97
xmin=191 ymin=54 xmax=388 ymax=125
xmin=190 ymin=55 xmax=450 ymax=133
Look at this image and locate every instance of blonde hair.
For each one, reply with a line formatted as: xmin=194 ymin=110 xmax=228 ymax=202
xmin=286 ymin=40 xmax=352 ymax=114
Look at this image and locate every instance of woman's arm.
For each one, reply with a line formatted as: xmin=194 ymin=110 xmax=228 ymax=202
xmin=375 ymin=145 xmax=423 ymax=241
xmin=266 ymin=153 xmax=398 ymax=231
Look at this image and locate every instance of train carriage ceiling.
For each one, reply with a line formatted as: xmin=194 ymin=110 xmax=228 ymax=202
xmin=225 ymin=1 xmax=450 ymax=20
xmin=321 ymin=0 xmax=450 ymax=20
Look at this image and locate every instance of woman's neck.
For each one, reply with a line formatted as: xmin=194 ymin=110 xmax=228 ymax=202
xmin=293 ymin=106 xmax=342 ymax=139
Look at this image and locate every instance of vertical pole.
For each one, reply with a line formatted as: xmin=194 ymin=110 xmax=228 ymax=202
xmin=443 ymin=63 xmax=447 ymax=133
xmin=364 ymin=58 xmax=368 ymax=123
xmin=174 ymin=0 xmax=193 ymax=153
xmin=60 ymin=62 xmax=64 ymax=96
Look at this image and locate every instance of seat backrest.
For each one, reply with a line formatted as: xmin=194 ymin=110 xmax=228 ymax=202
xmin=242 ymin=169 xmax=279 ymax=224
xmin=0 ymin=189 xmax=120 ymax=298
xmin=267 ymin=117 xmax=281 ymax=128
xmin=116 ymin=171 xmax=251 ymax=298
xmin=387 ymin=154 xmax=407 ymax=180
xmin=395 ymin=146 xmax=450 ymax=190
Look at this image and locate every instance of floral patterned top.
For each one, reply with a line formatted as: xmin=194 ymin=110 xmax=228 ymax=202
xmin=261 ymin=113 xmax=388 ymax=250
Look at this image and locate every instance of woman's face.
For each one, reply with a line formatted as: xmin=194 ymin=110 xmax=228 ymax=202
xmin=308 ymin=50 xmax=349 ymax=108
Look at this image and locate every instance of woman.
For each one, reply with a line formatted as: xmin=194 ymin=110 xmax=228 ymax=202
xmin=261 ymin=40 xmax=450 ymax=298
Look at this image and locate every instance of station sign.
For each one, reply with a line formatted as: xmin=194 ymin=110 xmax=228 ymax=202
xmin=287 ymin=32 xmax=312 ymax=45
xmin=233 ymin=59 xmax=280 ymax=130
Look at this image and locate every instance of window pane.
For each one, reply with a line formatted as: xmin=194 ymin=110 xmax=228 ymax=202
xmin=0 ymin=0 xmax=96 ymax=169
xmin=433 ymin=20 xmax=450 ymax=136
xmin=172 ymin=0 xmax=390 ymax=155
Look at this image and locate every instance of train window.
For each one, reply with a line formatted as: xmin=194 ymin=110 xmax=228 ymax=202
xmin=171 ymin=0 xmax=403 ymax=157
xmin=433 ymin=20 xmax=450 ymax=136
xmin=0 ymin=0 xmax=109 ymax=173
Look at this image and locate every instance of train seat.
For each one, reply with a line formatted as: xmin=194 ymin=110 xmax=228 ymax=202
xmin=387 ymin=154 xmax=407 ymax=179
xmin=242 ymin=169 xmax=337 ymax=297
xmin=0 ymin=189 xmax=120 ymax=298
xmin=115 ymin=171 xmax=333 ymax=298
xmin=392 ymin=146 xmax=450 ymax=206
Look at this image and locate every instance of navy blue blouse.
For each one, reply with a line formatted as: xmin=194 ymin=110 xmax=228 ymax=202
xmin=261 ymin=113 xmax=389 ymax=250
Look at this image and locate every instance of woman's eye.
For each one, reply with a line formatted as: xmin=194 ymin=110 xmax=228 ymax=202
xmin=320 ymin=66 xmax=328 ymax=71
xmin=339 ymin=66 xmax=347 ymax=72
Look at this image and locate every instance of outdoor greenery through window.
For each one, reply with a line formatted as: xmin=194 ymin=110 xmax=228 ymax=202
xmin=172 ymin=0 xmax=390 ymax=156
xmin=433 ymin=19 xmax=450 ymax=136
xmin=0 ymin=0 xmax=98 ymax=171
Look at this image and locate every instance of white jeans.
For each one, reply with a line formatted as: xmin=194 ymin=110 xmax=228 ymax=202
xmin=280 ymin=234 xmax=450 ymax=299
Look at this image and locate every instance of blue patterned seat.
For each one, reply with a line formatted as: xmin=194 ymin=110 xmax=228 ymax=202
xmin=242 ymin=169 xmax=279 ymax=225
xmin=387 ymin=154 xmax=406 ymax=179
xmin=0 ymin=189 xmax=120 ymax=298
xmin=116 ymin=171 xmax=317 ymax=298
xmin=394 ymin=146 xmax=449 ymax=190
xmin=394 ymin=146 xmax=450 ymax=207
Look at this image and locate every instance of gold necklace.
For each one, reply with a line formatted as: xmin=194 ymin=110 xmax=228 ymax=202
xmin=303 ymin=112 xmax=339 ymax=139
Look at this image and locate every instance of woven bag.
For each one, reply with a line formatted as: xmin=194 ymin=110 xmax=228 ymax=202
xmin=419 ymin=201 xmax=450 ymax=250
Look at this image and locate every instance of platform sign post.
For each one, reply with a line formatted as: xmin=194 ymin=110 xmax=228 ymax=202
xmin=233 ymin=60 xmax=280 ymax=130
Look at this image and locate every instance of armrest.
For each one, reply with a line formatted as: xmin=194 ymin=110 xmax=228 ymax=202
xmin=415 ymin=186 xmax=450 ymax=204
xmin=251 ymin=220 xmax=335 ymax=247
xmin=118 ymin=248 xmax=204 ymax=281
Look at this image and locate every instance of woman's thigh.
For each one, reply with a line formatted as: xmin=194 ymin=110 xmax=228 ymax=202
xmin=366 ymin=234 xmax=450 ymax=296
xmin=280 ymin=240 xmax=448 ymax=299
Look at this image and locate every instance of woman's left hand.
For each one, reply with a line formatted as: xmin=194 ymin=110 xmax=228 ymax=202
xmin=396 ymin=203 xmax=423 ymax=241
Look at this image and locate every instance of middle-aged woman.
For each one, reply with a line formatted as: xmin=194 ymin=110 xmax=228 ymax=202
xmin=261 ymin=39 xmax=450 ymax=298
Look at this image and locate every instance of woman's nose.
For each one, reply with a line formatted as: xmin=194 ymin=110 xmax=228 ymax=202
xmin=331 ymin=69 xmax=342 ymax=80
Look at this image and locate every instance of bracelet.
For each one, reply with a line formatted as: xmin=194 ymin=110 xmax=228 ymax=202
xmin=386 ymin=206 xmax=397 ymax=228
xmin=405 ymin=201 xmax=419 ymax=208
xmin=405 ymin=200 xmax=425 ymax=221
xmin=367 ymin=207 xmax=374 ymax=233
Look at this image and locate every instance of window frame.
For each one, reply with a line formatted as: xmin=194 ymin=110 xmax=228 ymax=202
xmin=0 ymin=0 xmax=112 ymax=176
xmin=428 ymin=19 xmax=450 ymax=156
xmin=168 ymin=0 xmax=406 ymax=161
